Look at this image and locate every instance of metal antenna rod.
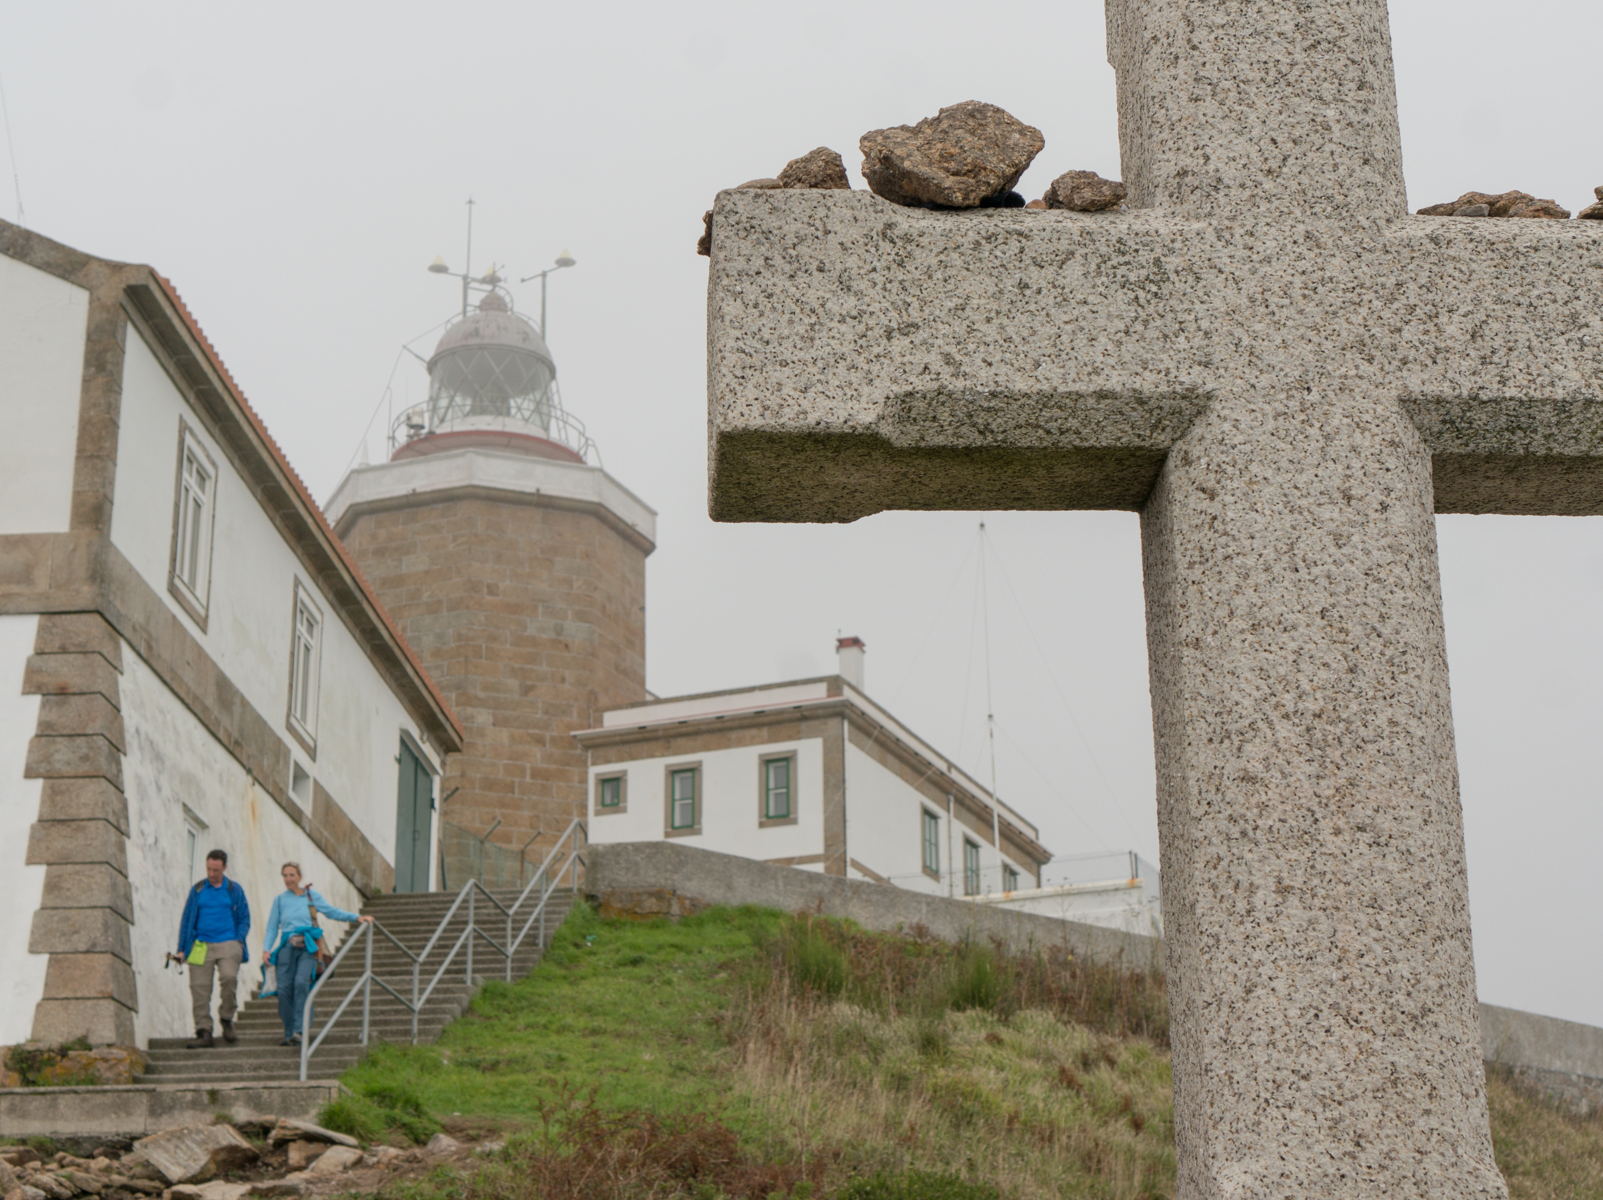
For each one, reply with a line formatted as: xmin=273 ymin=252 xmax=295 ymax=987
xmin=462 ymin=196 xmax=475 ymax=317
xmin=979 ymin=522 xmax=1003 ymax=887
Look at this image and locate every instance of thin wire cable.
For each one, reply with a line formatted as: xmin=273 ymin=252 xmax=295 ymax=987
xmin=951 ymin=548 xmax=984 ymax=769
xmin=995 ymin=720 xmax=1110 ymax=849
xmin=0 ymin=65 xmax=24 ymax=225
xmin=337 ymin=316 xmax=455 ymax=484
xmin=984 ymin=530 xmax=1146 ymax=847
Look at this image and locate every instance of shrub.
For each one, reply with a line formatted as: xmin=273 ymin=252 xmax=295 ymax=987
xmin=782 ymin=919 xmax=847 ymax=998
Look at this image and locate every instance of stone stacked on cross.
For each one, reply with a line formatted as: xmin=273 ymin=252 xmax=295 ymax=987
xmin=702 ymin=0 xmax=1603 ymax=1195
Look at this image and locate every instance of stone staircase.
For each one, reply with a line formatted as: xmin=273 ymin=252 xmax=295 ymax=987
xmin=139 ymin=887 xmax=576 ymax=1086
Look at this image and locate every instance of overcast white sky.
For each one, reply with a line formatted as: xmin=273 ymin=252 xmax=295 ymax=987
xmin=3 ymin=1 xmax=1599 ymax=1025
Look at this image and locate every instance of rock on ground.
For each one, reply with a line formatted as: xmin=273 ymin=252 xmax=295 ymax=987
xmin=1418 ymin=189 xmax=1571 ymax=218
xmin=1043 ymin=170 xmax=1126 ymax=212
xmin=860 ymin=101 xmax=1043 ymax=208
xmin=266 ymin=1120 xmax=358 ymax=1150
xmin=777 ymin=148 xmax=850 ymax=191
xmin=305 ymin=1148 xmax=362 ymax=1177
xmin=282 ymin=1144 xmax=324 ymax=1173
xmin=423 ymin=1134 xmax=461 ymax=1156
xmin=127 ymin=1125 xmax=257 ymax=1185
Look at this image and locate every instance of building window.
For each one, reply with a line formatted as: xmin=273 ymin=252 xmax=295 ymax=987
xmin=963 ymin=839 xmax=981 ymax=896
xmin=286 ymin=582 xmax=323 ymax=752
xmin=922 ymin=809 xmax=941 ymax=877
xmin=759 ymin=753 xmax=797 ymax=825
xmin=1002 ymin=864 xmax=1020 ymax=893
xmin=595 ymin=772 xmax=627 ymax=815
xmin=665 ymin=763 xmax=701 ymax=835
xmin=182 ymin=804 xmax=207 ymax=882
xmin=168 ymin=423 xmax=217 ymax=625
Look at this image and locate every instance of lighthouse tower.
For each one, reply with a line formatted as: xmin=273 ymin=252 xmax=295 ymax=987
xmin=326 ymin=262 xmax=654 ymax=888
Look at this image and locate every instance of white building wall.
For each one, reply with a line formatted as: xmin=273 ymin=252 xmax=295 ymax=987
xmin=978 ymin=882 xmax=1164 ymax=938
xmin=843 ymin=742 xmax=1025 ymax=895
xmin=0 ymin=615 xmax=48 ymax=1043
xmin=0 ymin=255 xmax=88 ymax=535
xmin=110 ymin=327 xmax=436 ymax=880
xmin=120 ymin=651 xmax=365 ymax=1043
xmin=587 ymin=739 xmax=825 ymax=865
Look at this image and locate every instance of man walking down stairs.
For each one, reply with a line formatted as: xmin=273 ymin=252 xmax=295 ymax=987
xmin=140 ymin=889 xmax=575 ymax=1086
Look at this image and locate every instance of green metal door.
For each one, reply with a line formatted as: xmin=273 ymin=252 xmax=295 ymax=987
xmin=394 ymin=739 xmax=434 ymax=893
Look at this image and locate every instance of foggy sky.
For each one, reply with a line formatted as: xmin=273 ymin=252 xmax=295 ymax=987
xmin=2 ymin=0 xmax=1599 ymax=1024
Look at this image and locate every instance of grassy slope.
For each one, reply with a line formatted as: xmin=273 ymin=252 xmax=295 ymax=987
xmin=334 ymin=903 xmax=1603 ymax=1200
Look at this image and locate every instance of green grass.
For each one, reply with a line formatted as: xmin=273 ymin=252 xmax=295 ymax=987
xmin=336 ymin=902 xmax=784 ymax=1126
xmin=331 ymin=902 xmax=1603 ymax=1200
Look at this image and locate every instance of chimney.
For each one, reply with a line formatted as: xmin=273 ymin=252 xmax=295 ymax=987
xmin=836 ymin=636 xmax=866 ymax=690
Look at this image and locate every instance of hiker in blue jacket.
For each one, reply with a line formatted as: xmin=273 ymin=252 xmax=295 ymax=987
xmin=176 ymin=848 xmax=251 ymax=1049
xmin=264 ymin=862 xmax=372 ymax=1047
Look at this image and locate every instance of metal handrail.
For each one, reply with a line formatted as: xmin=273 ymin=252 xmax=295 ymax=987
xmin=297 ymin=818 xmax=586 ymax=1080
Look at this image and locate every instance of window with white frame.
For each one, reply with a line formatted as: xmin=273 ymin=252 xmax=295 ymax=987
xmin=963 ymin=838 xmax=981 ymax=896
xmin=287 ymin=583 xmax=323 ymax=749
xmin=921 ymin=809 xmax=941 ymax=876
xmin=169 ymin=425 xmax=217 ymax=621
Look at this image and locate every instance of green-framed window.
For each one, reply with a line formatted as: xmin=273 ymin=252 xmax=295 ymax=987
xmin=670 ymin=768 xmax=698 ymax=830
xmin=1002 ymin=864 xmax=1019 ymax=893
xmin=764 ymin=757 xmax=792 ymax=820
xmin=599 ymin=776 xmax=623 ymax=808
xmin=963 ymin=839 xmax=981 ymax=896
xmin=921 ymin=809 xmax=940 ymax=875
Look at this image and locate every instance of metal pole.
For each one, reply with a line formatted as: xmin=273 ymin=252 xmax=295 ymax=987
xmin=467 ymin=886 xmax=475 ymax=987
xmin=540 ymin=272 xmax=548 ymax=339
xmin=361 ymin=924 xmax=372 ymax=1046
xmin=506 ymin=905 xmax=512 ymax=983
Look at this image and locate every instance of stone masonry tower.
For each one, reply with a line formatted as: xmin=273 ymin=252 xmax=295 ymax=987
xmin=326 ymin=263 xmax=654 ymax=885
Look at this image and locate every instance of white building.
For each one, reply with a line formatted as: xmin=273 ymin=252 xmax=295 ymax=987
xmin=0 ymin=222 xmax=463 ymax=1048
xmin=576 ymin=638 xmax=1052 ymax=892
xmin=972 ymin=851 xmax=1163 ymax=938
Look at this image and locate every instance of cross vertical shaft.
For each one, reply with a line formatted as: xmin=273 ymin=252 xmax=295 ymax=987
xmin=1107 ymin=0 xmax=1407 ymax=215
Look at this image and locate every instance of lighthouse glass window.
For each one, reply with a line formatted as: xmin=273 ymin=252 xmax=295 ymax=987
xmin=287 ymin=584 xmax=323 ymax=745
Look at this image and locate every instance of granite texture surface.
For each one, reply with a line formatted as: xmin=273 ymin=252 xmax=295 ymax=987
xmin=707 ymin=192 xmax=1602 ymax=523
xmin=705 ymin=1 xmax=1601 ymax=1192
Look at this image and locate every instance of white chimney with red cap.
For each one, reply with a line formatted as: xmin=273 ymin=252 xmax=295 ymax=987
xmin=836 ymin=636 xmax=866 ymax=690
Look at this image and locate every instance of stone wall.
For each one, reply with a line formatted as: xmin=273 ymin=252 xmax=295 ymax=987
xmin=339 ymin=493 xmax=648 ymax=863
xmin=584 ymin=840 xmax=1158 ymax=965
xmin=1481 ymin=1002 xmax=1603 ymax=1117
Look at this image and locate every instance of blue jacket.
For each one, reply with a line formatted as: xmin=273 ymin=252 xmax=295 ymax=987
xmin=178 ymin=878 xmax=251 ymax=964
xmin=264 ymin=888 xmax=359 ymax=960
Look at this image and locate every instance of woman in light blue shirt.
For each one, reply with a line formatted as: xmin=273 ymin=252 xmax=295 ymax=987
xmin=264 ymin=862 xmax=372 ymax=1046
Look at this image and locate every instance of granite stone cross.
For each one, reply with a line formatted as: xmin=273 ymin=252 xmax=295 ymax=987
xmin=704 ymin=1 xmax=1602 ymax=1195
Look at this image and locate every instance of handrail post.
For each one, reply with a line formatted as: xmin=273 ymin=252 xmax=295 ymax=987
xmin=506 ymin=906 xmax=512 ymax=983
xmin=411 ymin=953 xmax=420 ymax=1043
xmin=467 ymin=886 xmax=475 ymax=987
xmin=361 ymin=923 xmax=373 ymax=1046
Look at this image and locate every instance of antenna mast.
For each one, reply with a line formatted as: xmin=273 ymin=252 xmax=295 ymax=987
xmin=979 ymin=522 xmax=1003 ymax=888
xmin=461 ymin=196 xmax=475 ymax=317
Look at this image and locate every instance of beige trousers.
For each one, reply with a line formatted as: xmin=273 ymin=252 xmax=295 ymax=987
xmin=189 ymin=939 xmax=243 ymax=1031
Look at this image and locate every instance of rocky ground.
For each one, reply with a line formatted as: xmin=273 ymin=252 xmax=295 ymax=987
xmin=1 ymin=1119 xmax=495 ymax=1200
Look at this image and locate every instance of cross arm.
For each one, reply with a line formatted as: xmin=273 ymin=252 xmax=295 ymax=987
xmin=706 ymin=190 xmax=1227 ymax=522
xmin=706 ymin=190 xmax=1603 ymax=522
